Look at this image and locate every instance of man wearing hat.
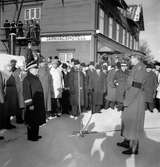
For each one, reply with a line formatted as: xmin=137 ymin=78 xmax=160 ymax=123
xmin=102 ymin=64 xmax=108 ymax=108
xmin=105 ymin=64 xmax=116 ymax=109
xmin=81 ymin=63 xmax=89 ymax=110
xmin=61 ymin=63 xmax=71 ymax=114
xmin=23 ymin=61 xmax=46 ymax=141
xmin=118 ymin=52 xmax=147 ymax=154
xmin=113 ymin=62 xmax=129 ymax=111
xmin=69 ymin=60 xmax=85 ymax=117
xmin=90 ymin=64 xmax=106 ymax=113
xmin=50 ymin=59 xmax=64 ymax=117
xmin=10 ymin=59 xmax=24 ymax=124
xmin=144 ymin=64 xmax=158 ymax=112
xmin=88 ymin=61 xmax=96 ymax=109
xmin=38 ymin=60 xmax=52 ymax=117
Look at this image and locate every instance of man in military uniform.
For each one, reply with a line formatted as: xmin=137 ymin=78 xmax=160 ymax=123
xmin=117 ymin=52 xmax=147 ymax=155
xmin=23 ymin=61 xmax=46 ymax=141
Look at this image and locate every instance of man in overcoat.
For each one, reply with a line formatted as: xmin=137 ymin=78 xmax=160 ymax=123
xmin=88 ymin=62 xmax=95 ymax=109
xmin=114 ymin=63 xmax=129 ymax=111
xmin=91 ymin=64 xmax=106 ymax=113
xmin=144 ymin=64 xmax=158 ymax=112
xmin=105 ymin=65 xmax=116 ymax=109
xmin=119 ymin=52 xmax=147 ymax=155
xmin=69 ymin=60 xmax=85 ymax=117
xmin=38 ymin=61 xmax=52 ymax=116
xmin=23 ymin=61 xmax=46 ymax=141
xmin=61 ymin=63 xmax=71 ymax=114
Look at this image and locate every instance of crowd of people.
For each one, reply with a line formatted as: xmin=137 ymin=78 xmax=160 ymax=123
xmin=3 ymin=19 xmax=40 ymax=42
xmin=0 ymin=47 xmax=160 ymax=155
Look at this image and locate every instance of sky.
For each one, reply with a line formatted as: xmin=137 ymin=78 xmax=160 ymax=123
xmin=126 ymin=0 xmax=160 ymax=60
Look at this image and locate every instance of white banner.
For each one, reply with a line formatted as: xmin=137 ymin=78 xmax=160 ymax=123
xmin=41 ymin=35 xmax=92 ymax=42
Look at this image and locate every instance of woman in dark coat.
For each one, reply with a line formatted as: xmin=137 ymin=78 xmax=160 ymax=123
xmin=23 ymin=61 xmax=46 ymax=141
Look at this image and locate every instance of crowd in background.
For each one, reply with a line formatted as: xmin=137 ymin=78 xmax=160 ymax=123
xmin=0 ymin=45 xmax=160 ymax=153
xmin=3 ymin=19 xmax=40 ymax=42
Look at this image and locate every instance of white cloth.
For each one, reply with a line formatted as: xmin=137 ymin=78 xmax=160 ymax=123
xmin=50 ymin=67 xmax=64 ymax=98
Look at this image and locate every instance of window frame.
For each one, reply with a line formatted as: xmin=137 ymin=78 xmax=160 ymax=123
xmin=122 ymin=28 xmax=126 ymax=45
xmin=24 ymin=7 xmax=41 ymax=20
xmin=108 ymin=16 xmax=113 ymax=39
xmin=116 ymin=22 xmax=120 ymax=42
xmin=99 ymin=7 xmax=105 ymax=34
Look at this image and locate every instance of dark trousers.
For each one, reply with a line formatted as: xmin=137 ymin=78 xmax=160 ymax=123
xmin=155 ymin=98 xmax=160 ymax=112
xmin=62 ymin=90 xmax=71 ymax=114
xmin=0 ymin=103 xmax=5 ymax=129
xmin=16 ymin=108 xmax=24 ymax=123
xmin=27 ymin=125 xmax=39 ymax=140
xmin=51 ymin=98 xmax=62 ymax=116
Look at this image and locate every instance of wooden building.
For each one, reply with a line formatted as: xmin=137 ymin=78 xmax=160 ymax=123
xmin=0 ymin=0 xmax=145 ymax=63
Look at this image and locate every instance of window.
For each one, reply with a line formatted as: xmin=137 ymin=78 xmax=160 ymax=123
xmin=116 ymin=23 xmax=120 ymax=42
xmin=25 ymin=9 xmax=30 ymax=20
xmin=36 ymin=8 xmax=40 ymax=19
xmin=108 ymin=16 xmax=113 ymax=39
xmin=24 ymin=8 xmax=41 ymax=20
xmin=58 ymin=52 xmax=74 ymax=63
xmin=130 ymin=35 xmax=133 ymax=49
xmin=122 ymin=28 xmax=126 ymax=45
xmin=99 ymin=8 xmax=105 ymax=34
xmin=134 ymin=40 xmax=139 ymax=50
xmin=126 ymin=32 xmax=129 ymax=47
xmin=133 ymin=38 xmax=136 ymax=50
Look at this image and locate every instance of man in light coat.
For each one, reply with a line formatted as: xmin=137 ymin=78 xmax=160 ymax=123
xmin=50 ymin=59 xmax=64 ymax=117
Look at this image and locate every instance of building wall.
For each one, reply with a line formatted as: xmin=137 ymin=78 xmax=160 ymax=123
xmin=41 ymin=0 xmax=96 ymax=34
xmin=41 ymin=40 xmax=92 ymax=63
xmin=98 ymin=1 xmax=139 ymax=51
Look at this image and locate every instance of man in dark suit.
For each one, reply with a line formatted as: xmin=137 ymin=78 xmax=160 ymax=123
xmin=23 ymin=61 xmax=46 ymax=141
xmin=61 ymin=63 xmax=71 ymax=114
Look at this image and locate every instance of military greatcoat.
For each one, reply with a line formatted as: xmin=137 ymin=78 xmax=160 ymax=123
xmin=123 ymin=62 xmax=147 ymax=141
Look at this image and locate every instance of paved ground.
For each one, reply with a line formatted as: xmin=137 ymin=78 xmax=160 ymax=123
xmin=0 ymin=109 xmax=160 ymax=167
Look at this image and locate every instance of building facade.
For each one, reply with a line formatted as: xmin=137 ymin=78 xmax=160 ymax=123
xmin=0 ymin=0 xmax=144 ymax=63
